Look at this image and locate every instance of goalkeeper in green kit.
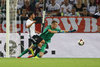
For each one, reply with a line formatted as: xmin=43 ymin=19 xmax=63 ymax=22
xmin=28 ymin=20 xmax=76 ymax=58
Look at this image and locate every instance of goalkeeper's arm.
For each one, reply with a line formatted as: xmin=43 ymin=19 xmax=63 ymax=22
xmin=48 ymin=29 xmax=76 ymax=33
xmin=48 ymin=29 xmax=58 ymax=33
xmin=58 ymin=29 xmax=76 ymax=33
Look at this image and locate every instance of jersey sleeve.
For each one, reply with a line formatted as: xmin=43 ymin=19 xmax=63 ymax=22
xmin=56 ymin=28 xmax=62 ymax=32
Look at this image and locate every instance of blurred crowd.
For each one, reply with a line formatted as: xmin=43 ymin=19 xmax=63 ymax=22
xmin=0 ymin=0 xmax=100 ymax=18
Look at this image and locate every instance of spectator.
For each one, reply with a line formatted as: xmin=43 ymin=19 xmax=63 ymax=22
xmin=36 ymin=0 xmax=43 ymax=10
xmin=0 ymin=0 xmax=6 ymax=17
xmin=17 ymin=9 xmax=21 ymax=17
xmin=73 ymin=0 xmax=85 ymax=14
xmin=88 ymin=0 xmax=97 ymax=16
xmin=47 ymin=0 xmax=60 ymax=16
xmin=35 ymin=7 xmax=42 ymax=17
xmin=17 ymin=0 xmax=24 ymax=9
xmin=0 ymin=0 xmax=6 ymax=9
xmin=20 ymin=9 xmax=28 ymax=17
xmin=46 ymin=0 xmax=50 ymax=8
xmin=60 ymin=0 xmax=73 ymax=16
xmin=21 ymin=0 xmax=31 ymax=14
xmin=30 ymin=0 xmax=36 ymax=12
xmin=93 ymin=6 xmax=100 ymax=19
xmin=81 ymin=7 xmax=90 ymax=16
xmin=35 ymin=0 xmax=43 ymax=17
xmin=68 ymin=7 xmax=80 ymax=16
xmin=83 ymin=0 xmax=89 ymax=7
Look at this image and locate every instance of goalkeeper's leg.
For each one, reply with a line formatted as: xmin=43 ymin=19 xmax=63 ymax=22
xmin=17 ymin=44 xmax=35 ymax=58
xmin=35 ymin=43 xmax=47 ymax=58
xmin=17 ymin=36 xmax=45 ymax=58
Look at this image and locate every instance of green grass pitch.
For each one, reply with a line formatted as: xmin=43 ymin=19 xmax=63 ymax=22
xmin=0 ymin=58 xmax=100 ymax=67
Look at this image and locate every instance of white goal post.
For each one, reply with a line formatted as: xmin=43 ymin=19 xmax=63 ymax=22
xmin=6 ymin=0 xmax=10 ymax=58
xmin=6 ymin=0 xmax=18 ymax=58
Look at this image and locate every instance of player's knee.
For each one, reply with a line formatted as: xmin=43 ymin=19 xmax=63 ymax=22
xmin=41 ymin=40 xmax=45 ymax=44
xmin=38 ymin=43 xmax=42 ymax=47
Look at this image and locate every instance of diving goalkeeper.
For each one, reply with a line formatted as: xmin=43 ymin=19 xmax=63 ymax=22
xmin=28 ymin=20 xmax=76 ymax=58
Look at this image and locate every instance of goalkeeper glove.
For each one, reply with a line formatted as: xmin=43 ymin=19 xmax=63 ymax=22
xmin=68 ymin=29 xmax=76 ymax=33
xmin=57 ymin=30 xmax=65 ymax=33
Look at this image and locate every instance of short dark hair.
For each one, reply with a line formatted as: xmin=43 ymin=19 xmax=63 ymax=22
xmin=52 ymin=21 xmax=57 ymax=24
xmin=28 ymin=12 xmax=35 ymax=17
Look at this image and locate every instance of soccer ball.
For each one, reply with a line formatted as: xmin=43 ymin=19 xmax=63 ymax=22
xmin=78 ymin=39 xmax=84 ymax=46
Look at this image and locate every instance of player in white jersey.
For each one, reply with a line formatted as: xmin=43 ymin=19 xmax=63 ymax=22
xmin=17 ymin=12 xmax=45 ymax=58
xmin=26 ymin=19 xmax=36 ymax=37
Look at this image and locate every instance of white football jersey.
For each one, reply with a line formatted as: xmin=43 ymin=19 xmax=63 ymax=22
xmin=48 ymin=3 xmax=60 ymax=11
xmin=60 ymin=4 xmax=72 ymax=14
xmin=89 ymin=6 xmax=97 ymax=14
xmin=26 ymin=19 xmax=36 ymax=37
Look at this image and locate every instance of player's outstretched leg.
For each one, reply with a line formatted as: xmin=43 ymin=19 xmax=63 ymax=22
xmin=28 ymin=47 xmax=41 ymax=58
xmin=17 ymin=49 xmax=30 ymax=58
xmin=27 ymin=40 xmax=45 ymax=58
xmin=17 ymin=45 xmax=34 ymax=58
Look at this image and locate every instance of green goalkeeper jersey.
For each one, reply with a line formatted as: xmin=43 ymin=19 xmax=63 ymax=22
xmin=40 ymin=25 xmax=61 ymax=43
